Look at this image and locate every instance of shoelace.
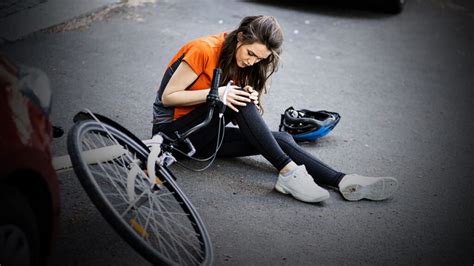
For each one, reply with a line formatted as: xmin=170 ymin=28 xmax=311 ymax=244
xmin=292 ymin=168 xmax=313 ymax=183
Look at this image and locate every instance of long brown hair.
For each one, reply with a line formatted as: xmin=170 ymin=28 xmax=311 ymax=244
xmin=218 ymin=15 xmax=284 ymax=113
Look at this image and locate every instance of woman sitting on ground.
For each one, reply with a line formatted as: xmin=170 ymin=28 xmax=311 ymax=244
xmin=152 ymin=15 xmax=398 ymax=203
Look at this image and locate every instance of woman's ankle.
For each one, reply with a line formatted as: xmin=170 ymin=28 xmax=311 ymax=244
xmin=280 ymin=161 xmax=298 ymax=175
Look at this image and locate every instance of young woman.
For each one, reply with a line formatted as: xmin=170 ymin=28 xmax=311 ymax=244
xmin=152 ymin=15 xmax=398 ymax=203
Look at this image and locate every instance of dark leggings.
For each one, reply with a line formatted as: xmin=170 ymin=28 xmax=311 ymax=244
xmin=152 ymin=103 xmax=345 ymax=187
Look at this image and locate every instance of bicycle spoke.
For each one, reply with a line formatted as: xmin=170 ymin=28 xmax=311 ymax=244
xmin=120 ymin=189 xmax=148 ymax=217
xmin=83 ymin=136 xmax=151 ymax=209
xmin=140 ymin=204 xmax=199 ymax=238
xmin=127 ymin=191 xmax=203 ymax=264
xmin=70 ymin=121 xmax=211 ymax=265
xmin=148 ymin=196 xmax=187 ymax=265
xmin=131 ymin=192 xmax=201 ymax=240
xmin=147 ymin=196 xmax=203 ymax=263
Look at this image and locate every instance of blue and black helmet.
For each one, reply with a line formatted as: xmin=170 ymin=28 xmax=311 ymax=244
xmin=279 ymin=107 xmax=341 ymax=142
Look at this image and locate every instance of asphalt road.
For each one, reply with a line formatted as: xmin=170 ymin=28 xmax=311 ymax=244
xmin=1 ymin=0 xmax=473 ymax=265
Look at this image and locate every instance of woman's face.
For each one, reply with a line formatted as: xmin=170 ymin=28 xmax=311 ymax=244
xmin=235 ymin=41 xmax=272 ymax=68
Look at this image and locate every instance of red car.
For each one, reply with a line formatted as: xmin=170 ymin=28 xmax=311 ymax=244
xmin=0 ymin=55 xmax=60 ymax=266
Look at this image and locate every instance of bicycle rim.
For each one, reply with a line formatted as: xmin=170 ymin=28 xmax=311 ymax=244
xmin=67 ymin=120 xmax=212 ymax=265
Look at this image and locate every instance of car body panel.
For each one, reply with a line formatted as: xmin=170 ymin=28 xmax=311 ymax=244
xmin=0 ymin=55 xmax=60 ymax=254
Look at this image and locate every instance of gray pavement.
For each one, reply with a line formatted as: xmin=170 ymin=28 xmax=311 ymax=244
xmin=0 ymin=0 xmax=119 ymax=41
xmin=1 ymin=0 xmax=473 ymax=265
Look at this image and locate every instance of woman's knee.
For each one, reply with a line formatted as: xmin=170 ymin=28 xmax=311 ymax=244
xmin=236 ymin=103 xmax=259 ymax=116
xmin=233 ymin=104 xmax=261 ymax=126
xmin=273 ymin=131 xmax=295 ymax=144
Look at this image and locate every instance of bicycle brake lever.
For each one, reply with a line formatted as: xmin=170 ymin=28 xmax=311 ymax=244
xmin=183 ymin=138 xmax=196 ymax=157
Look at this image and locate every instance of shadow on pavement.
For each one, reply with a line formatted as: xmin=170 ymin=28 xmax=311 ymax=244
xmin=242 ymin=0 xmax=402 ymax=19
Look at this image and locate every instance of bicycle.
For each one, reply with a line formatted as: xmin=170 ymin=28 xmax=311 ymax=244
xmin=52 ymin=69 xmax=228 ymax=265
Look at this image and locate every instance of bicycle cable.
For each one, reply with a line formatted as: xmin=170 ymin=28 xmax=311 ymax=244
xmin=159 ymin=80 xmax=233 ymax=172
xmin=172 ymin=115 xmax=226 ymax=172
xmin=165 ymin=114 xmax=226 ymax=162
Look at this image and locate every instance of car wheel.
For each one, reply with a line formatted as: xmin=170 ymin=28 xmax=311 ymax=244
xmin=0 ymin=185 xmax=40 ymax=266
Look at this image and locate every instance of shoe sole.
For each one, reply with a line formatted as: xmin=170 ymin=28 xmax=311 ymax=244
xmin=340 ymin=177 xmax=398 ymax=201
xmin=275 ymin=182 xmax=330 ymax=203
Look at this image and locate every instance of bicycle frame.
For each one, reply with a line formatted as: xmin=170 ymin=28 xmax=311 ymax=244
xmin=54 ymin=67 xmax=225 ymax=174
xmin=52 ymin=138 xmax=163 ymax=173
xmin=51 ymin=68 xmax=225 ymax=266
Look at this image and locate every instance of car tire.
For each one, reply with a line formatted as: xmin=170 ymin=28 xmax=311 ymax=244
xmin=0 ymin=184 xmax=41 ymax=266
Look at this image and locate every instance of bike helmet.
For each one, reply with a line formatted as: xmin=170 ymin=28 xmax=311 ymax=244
xmin=279 ymin=106 xmax=341 ymax=142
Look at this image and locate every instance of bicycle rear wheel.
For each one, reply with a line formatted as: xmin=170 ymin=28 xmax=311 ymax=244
xmin=67 ymin=119 xmax=212 ymax=265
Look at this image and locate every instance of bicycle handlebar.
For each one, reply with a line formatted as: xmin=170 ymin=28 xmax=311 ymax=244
xmin=207 ymin=68 xmax=221 ymax=106
xmin=169 ymin=68 xmax=223 ymax=155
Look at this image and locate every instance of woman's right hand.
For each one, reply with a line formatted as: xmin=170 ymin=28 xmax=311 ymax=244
xmin=218 ymin=85 xmax=251 ymax=112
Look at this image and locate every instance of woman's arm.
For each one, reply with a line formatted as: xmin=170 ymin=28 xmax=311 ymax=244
xmin=161 ymin=61 xmax=252 ymax=112
xmin=161 ymin=61 xmax=209 ymax=107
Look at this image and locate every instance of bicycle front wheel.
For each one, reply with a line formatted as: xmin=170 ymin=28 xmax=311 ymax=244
xmin=67 ymin=119 xmax=212 ymax=265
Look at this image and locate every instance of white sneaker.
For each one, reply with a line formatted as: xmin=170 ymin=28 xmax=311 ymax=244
xmin=338 ymin=174 xmax=399 ymax=201
xmin=275 ymin=165 xmax=330 ymax=203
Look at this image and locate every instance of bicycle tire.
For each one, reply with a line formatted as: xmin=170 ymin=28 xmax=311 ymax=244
xmin=67 ymin=119 xmax=213 ymax=265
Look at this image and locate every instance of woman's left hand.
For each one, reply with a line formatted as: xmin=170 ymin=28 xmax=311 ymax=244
xmin=243 ymin=85 xmax=260 ymax=109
